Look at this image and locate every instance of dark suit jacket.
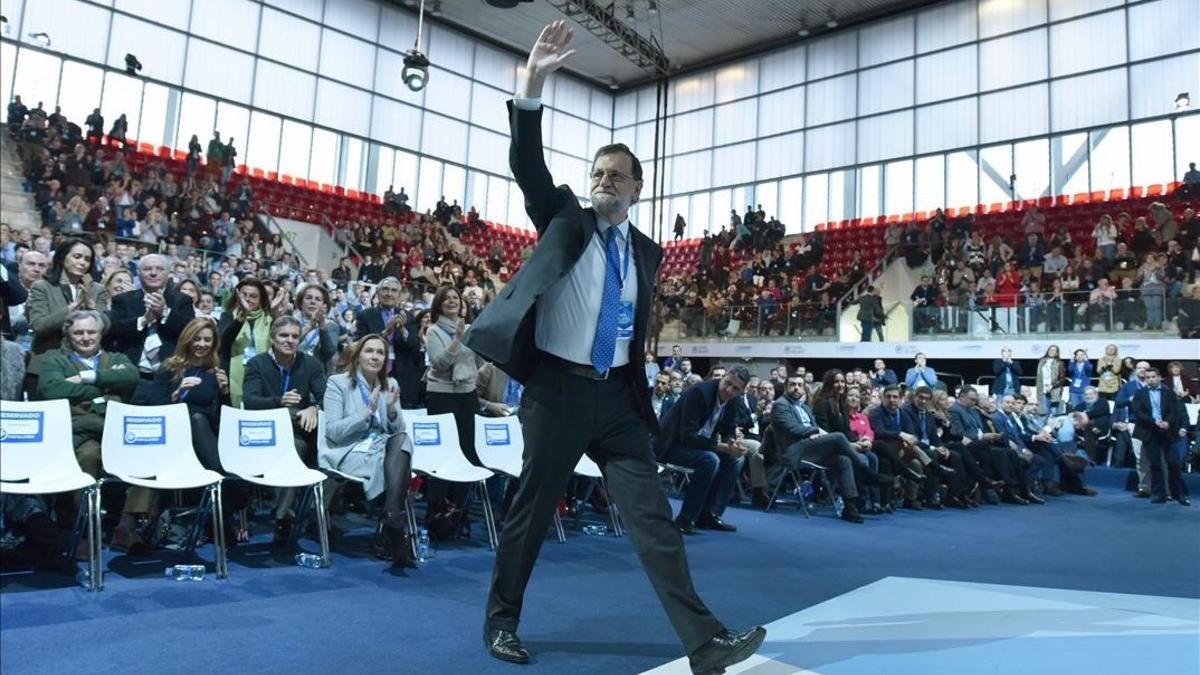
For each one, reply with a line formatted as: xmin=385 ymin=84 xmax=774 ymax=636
xmin=647 ymin=389 xmax=677 ymax=423
xmin=105 ymin=286 xmax=194 ymax=366
xmin=655 ymin=380 xmax=737 ymax=459
xmin=1130 ymin=387 xmax=1185 ymax=442
xmin=948 ymin=401 xmax=986 ymax=441
xmin=812 ymin=396 xmax=850 ymax=437
xmin=770 ymin=396 xmax=821 ymax=448
xmin=356 ymin=305 xmax=423 ymax=387
xmin=901 ymin=403 xmax=939 ymax=447
xmin=463 ymin=101 xmax=662 ymax=427
xmin=1075 ymin=398 xmax=1112 ymax=435
xmin=242 ymin=351 xmax=326 ymax=412
xmin=991 ymin=359 xmax=1023 ymax=395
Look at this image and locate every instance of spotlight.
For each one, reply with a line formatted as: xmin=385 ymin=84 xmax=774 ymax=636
xmin=429 ymin=0 xmax=442 ymax=17
xmin=797 ymin=20 xmax=810 ymax=37
xmin=625 ymin=2 xmax=635 ymax=20
xmin=28 ymin=31 xmax=51 ymax=47
xmin=1176 ymin=92 xmax=1191 ymax=110
xmin=608 ymin=77 xmax=619 ymax=91
xmin=124 ymin=53 xmax=143 ymax=76
xmin=647 ymin=0 xmax=658 ymax=14
xmin=0 ymin=15 xmax=10 ymax=38
xmin=402 ymin=49 xmax=430 ymax=92
xmin=825 ymin=12 xmax=838 ymax=28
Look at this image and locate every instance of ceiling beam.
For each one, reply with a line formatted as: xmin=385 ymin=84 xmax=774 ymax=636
xmin=547 ymin=0 xmax=670 ymax=76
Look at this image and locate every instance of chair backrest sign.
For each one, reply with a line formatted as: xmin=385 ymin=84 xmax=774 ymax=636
xmin=411 ymin=422 xmax=441 ymax=446
xmin=484 ymin=424 xmax=510 ymax=446
xmin=238 ymin=419 xmax=276 ymax=447
xmin=0 ymin=410 xmax=44 ymax=443
xmin=123 ymin=416 xmax=166 ymax=445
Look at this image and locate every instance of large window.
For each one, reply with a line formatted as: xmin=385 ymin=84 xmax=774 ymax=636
xmin=913 ymin=155 xmax=944 ymax=213
xmin=1089 ymin=126 xmax=1131 ymax=192
xmin=177 ymin=93 xmax=216 ymax=151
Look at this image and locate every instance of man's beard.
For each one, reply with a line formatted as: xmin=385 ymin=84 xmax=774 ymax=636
xmin=592 ymin=192 xmax=625 ymax=216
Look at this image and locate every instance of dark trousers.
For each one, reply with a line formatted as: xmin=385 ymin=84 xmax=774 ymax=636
xmin=1143 ymin=434 xmax=1187 ymax=499
xmin=860 ymin=319 xmax=884 ymax=341
xmin=425 ymin=390 xmax=480 ymax=515
xmin=662 ymin=445 xmax=744 ymax=523
xmin=486 ymin=363 xmax=723 ymax=653
xmin=784 ymin=432 xmax=870 ymax=499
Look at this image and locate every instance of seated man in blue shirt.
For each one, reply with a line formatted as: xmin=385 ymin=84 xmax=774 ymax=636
xmin=986 ymin=396 xmax=1048 ymax=503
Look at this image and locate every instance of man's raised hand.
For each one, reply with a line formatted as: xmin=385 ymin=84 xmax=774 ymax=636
xmin=518 ymin=20 xmax=576 ymax=98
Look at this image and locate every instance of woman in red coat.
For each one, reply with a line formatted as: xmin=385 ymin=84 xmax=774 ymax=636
xmin=994 ymin=261 xmax=1022 ymax=332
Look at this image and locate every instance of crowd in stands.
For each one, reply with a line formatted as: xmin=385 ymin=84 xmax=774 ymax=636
xmin=1 ymin=95 xmax=1197 ymax=573
xmin=893 ymin=193 xmax=1199 ymax=339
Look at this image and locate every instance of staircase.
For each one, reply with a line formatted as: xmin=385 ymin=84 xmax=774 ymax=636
xmin=0 ymin=128 xmax=42 ymax=233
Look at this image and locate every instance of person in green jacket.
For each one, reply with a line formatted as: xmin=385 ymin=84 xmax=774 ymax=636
xmin=38 ymin=309 xmax=151 ymax=554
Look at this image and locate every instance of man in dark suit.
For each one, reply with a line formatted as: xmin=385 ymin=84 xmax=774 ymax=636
xmin=902 ymin=387 xmax=969 ymax=508
xmin=105 ymin=254 xmax=193 ymax=375
xmin=1073 ymin=386 xmax=1112 ymax=464
xmin=1131 ymin=368 xmax=1190 ymax=505
xmin=354 ymin=277 xmax=423 ymax=407
xmin=657 ymin=368 xmax=750 ymax=534
xmin=772 ymin=374 xmax=893 ymax=523
xmin=464 ymin=21 xmax=764 ymax=673
xmin=648 ymin=369 xmax=677 ymax=423
xmin=947 ymin=387 xmax=1029 ymax=505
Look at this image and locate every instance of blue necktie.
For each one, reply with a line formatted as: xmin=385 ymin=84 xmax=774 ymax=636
xmin=590 ymin=227 xmax=621 ymax=372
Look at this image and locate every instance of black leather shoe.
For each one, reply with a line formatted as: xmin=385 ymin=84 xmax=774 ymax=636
xmin=937 ymin=464 xmax=957 ymax=475
xmin=1001 ymin=490 xmax=1028 ymax=505
xmin=840 ymin=503 xmax=864 ymax=524
xmin=1179 ymin=496 xmax=1192 ymax=507
xmin=675 ymin=517 xmax=699 ymax=535
xmin=484 ymin=628 xmax=531 ymax=664
xmin=901 ymin=467 xmax=924 ymax=483
xmin=688 ymin=626 xmax=767 ymax=675
xmin=1021 ymin=489 xmax=1045 ymax=505
xmin=696 ymin=513 xmax=737 ymax=532
xmin=922 ymin=499 xmax=944 ymax=510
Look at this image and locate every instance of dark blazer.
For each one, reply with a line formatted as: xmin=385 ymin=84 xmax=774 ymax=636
xmin=655 ymin=380 xmax=737 ymax=459
xmin=647 ymin=388 xmax=677 ymax=422
xmin=105 ymin=286 xmax=194 ymax=367
xmin=356 ymin=306 xmax=423 ymax=387
xmin=241 ymin=351 xmax=326 ymax=412
xmin=812 ymin=396 xmax=850 ymax=437
xmin=1075 ymin=398 xmax=1112 ymax=436
xmin=1130 ymin=387 xmax=1185 ymax=442
xmin=901 ymin=402 xmax=939 ymax=447
xmin=0 ymin=266 xmax=27 ymax=339
xmin=991 ymin=359 xmax=1023 ymax=396
xmin=870 ymin=369 xmax=898 ymax=388
xmin=463 ymin=102 xmax=662 ymax=427
xmin=770 ymin=396 xmax=821 ymax=448
xmin=947 ymin=401 xmax=986 ymax=440
xmin=868 ymin=404 xmax=905 ymax=441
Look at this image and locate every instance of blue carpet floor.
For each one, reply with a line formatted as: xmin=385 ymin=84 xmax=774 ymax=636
xmin=1 ymin=468 xmax=1197 ymax=675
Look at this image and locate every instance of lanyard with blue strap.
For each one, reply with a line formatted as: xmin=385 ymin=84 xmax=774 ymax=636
xmin=355 ymin=375 xmax=386 ymax=431
xmin=273 ymin=355 xmax=292 ymax=397
xmin=178 ymin=366 xmax=203 ymax=401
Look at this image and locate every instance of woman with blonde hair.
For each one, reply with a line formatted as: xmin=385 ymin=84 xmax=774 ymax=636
xmin=148 ymin=317 xmax=229 ymax=471
xmin=321 ymin=334 xmax=413 ymax=567
xmin=103 ymin=267 xmax=134 ymax=297
xmin=1095 ymin=344 xmax=1121 ymax=401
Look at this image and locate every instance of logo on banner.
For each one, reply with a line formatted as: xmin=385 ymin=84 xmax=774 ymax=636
xmin=484 ymin=424 xmax=511 ymax=446
xmin=123 ymin=416 xmax=167 ymax=445
xmin=0 ymin=410 xmax=44 ymax=443
xmin=238 ymin=420 xmax=277 ymax=447
xmin=411 ymin=422 xmax=441 ymax=446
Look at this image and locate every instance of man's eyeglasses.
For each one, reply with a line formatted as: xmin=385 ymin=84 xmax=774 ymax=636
xmin=590 ymin=170 xmax=634 ymax=185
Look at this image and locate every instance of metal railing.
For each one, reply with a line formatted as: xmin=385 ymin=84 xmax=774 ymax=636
xmin=661 ymin=301 xmax=839 ymax=341
xmin=909 ymin=289 xmax=1183 ymax=338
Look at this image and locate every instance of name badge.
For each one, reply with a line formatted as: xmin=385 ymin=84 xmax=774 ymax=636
xmin=1073 ymin=379 xmax=1083 ymax=389
xmin=615 ymin=301 xmax=634 ymax=340
xmin=242 ymin=343 xmax=256 ymax=364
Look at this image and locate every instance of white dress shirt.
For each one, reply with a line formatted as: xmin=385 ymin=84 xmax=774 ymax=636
xmin=515 ymin=97 xmax=639 ymax=368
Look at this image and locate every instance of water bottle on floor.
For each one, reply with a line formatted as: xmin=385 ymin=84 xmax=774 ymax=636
xmin=76 ymin=569 xmax=92 ymax=588
xmin=165 ymin=564 xmax=205 ymax=581
xmin=295 ymin=553 xmax=324 ymax=569
xmin=416 ymin=528 xmax=431 ymax=563
xmin=583 ymin=524 xmax=608 ymax=536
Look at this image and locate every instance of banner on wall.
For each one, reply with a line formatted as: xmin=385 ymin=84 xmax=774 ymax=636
xmin=658 ymin=338 xmax=1200 ymax=361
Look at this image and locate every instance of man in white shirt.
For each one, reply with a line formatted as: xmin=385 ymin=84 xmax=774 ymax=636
xmin=467 ymin=21 xmax=764 ymax=674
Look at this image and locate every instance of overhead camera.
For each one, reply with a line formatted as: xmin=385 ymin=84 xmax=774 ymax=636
xmin=125 ymin=53 xmax=143 ymax=76
xmin=402 ymin=49 xmax=430 ymax=92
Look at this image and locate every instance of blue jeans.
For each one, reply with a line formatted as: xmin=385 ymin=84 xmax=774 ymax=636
xmin=663 ymin=445 xmax=745 ymax=523
xmin=860 ymin=320 xmax=883 ymax=341
xmin=1099 ymin=243 xmax=1116 ymax=260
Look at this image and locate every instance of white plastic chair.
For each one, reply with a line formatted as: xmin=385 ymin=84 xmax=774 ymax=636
xmin=573 ymin=454 xmax=624 ymax=537
xmin=410 ymin=413 xmax=498 ymax=549
xmin=0 ymin=400 xmax=102 ymax=590
xmin=101 ymin=401 xmax=229 ymax=578
xmin=219 ymin=406 xmax=331 ymax=566
xmin=474 ymin=414 xmax=565 ymax=543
